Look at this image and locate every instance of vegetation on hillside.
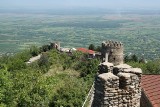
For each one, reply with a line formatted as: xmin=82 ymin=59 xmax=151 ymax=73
xmin=125 ymin=54 xmax=160 ymax=74
xmin=0 ymin=43 xmax=160 ymax=107
xmin=0 ymin=45 xmax=100 ymax=107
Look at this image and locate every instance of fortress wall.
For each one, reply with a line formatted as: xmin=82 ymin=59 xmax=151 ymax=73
xmin=92 ymin=41 xmax=142 ymax=107
xmin=92 ymin=64 xmax=142 ymax=107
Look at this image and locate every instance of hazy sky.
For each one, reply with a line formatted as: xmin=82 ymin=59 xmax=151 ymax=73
xmin=1 ymin=0 xmax=160 ymax=10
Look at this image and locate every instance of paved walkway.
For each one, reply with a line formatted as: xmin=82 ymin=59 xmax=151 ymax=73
xmin=26 ymin=54 xmax=41 ymax=64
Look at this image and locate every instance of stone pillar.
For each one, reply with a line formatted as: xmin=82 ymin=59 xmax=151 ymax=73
xmin=105 ymin=53 xmax=108 ymax=62
xmin=98 ymin=62 xmax=114 ymax=74
xmin=92 ymin=72 xmax=119 ymax=107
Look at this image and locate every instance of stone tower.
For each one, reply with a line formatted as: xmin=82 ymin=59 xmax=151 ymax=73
xmin=101 ymin=40 xmax=124 ymax=65
xmin=51 ymin=42 xmax=60 ymax=50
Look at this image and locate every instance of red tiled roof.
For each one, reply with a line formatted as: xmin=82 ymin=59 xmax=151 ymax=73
xmin=76 ymin=48 xmax=95 ymax=54
xmin=141 ymin=75 xmax=160 ymax=107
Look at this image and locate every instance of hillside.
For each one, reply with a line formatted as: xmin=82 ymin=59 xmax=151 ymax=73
xmin=0 ymin=43 xmax=160 ymax=107
xmin=0 ymin=46 xmax=100 ymax=107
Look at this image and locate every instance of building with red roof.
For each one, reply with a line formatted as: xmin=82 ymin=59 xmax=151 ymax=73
xmin=76 ymin=47 xmax=95 ymax=57
xmin=141 ymin=75 xmax=160 ymax=107
xmin=76 ymin=48 xmax=96 ymax=59
xmin=76 ymin=48 xmax=95 ymax=55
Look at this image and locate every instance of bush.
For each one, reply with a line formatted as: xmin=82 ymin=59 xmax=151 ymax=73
xmin=49 ymin=78 xmax=87 ymax=107
xmin=88 ymin=44 xmax=95 ymax=50
xmin=127 ymin=59 xmax=160 ymax=74
xmin=38 ymin=54 xmax=50 ymax=73
xmin=7 ymin=59 xmax=26 ymax=71
xmin=0 ymin=69 xmax=13 ymax=106
xmin=124 ymin=54 xmax=139 ymax=62
xmin=30 ymin=46 xmax=40 ymax=56
xmin=75 ymin=59 xmax=99 ymax=77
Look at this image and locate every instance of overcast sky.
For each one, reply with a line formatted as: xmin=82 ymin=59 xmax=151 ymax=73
xmin=0 ymin=0 xmax=160 ymax=10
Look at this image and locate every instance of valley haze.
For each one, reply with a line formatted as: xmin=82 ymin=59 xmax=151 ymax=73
xmin=0 ymin=0 xmax=160 ymax=60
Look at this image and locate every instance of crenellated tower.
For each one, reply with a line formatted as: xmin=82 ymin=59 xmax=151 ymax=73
xmin=50 ymin=42 xmax=60 ymax=50
xmin=101 ymin=40 xmax=124 ymax=65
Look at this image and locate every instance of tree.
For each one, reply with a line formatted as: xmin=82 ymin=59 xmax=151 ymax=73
xmin=30 ymin=46 xmax=39 ymax=56
xmin=124 ymin=55 xmax=129 ymax=62
xmin=131 ymin=54 xmax=138 ymax=62
xmin=146 ymin=60 xmax=160 ymax=74
xmin=75 ymin=59 xmax=99 ymax=77
xmin=40 ymin=45 xmax=50 ymax=52
xmin=0 ymin=69 xmax=13 ymax=106
xmin=7 ymin=59 xmax=26 ymax=71
xmin=88 ymin=44 xmax=95 ymax=50
xmin=38 ymin=54 xmax=50 ymax=73
xmin=14 ymin=50 xmax=31 ymax=62
xmin=125 ymin=54 xmax=138 ymax=62
xmin=96 ymin=46 xmax=102 ymax=52
xmin=49 ymin=78 xmax=87 ymax=107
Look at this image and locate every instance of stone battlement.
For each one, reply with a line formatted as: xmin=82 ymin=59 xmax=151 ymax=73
xmin=92 ymin=62 xmax=142 ymax=107
xmin=102 ymin=40 xmax=123 ymax=49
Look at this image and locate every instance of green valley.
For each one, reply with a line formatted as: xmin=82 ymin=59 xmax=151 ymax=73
xmin=0 ymin=13 xmax=160 ymax=59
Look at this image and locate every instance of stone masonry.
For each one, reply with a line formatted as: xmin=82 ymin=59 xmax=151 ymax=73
xmin=91 ymin=41 xmax=142 ymax=107
xmin=101 ymin=40 xmax=124 ymax=65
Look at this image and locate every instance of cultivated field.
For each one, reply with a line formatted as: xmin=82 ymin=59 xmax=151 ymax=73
xmin=0 ymin=13 xmax=160 ymax=59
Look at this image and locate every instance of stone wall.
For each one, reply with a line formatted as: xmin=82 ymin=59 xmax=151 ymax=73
xmin=92 ymin=62 xmax=142 ymax=107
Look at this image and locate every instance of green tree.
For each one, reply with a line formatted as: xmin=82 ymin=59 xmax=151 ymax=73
xmin=131 ymin=54 xmax=138 ymax=62
xmin=14 ymin=50 xmax=31 ymax=62
xmin=7 ymin=59 xmax=26 ymax=71
xmin=95 ymin=46 xmax=102 ymax=52
xmin=125 ymin=54 xmax=139 ymax=62
xmin=146 ymin=60 xmax=160 ymax=74
xmin=0 ymin=69 xmax=13 ymax=106
xmin=75 ymin=59 xmax=99 ymax=77
xmin=88 ymin=44 xmax=95 ymax=50
xmin=30 ymin=46 xmax=39 ymax=56
xmin=49 ymin=78 xmax=87 ymax=107
xmin=38 ymin=54 xmax=50 ymax=73
xmin=124 ymin=55 xmax=129 ymax=62
xmin=40 ymin=45 xmax=50 ymax=52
